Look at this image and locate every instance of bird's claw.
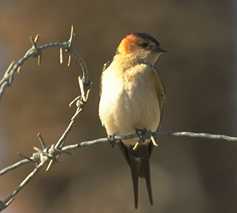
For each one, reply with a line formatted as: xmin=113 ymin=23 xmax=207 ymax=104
xmin=107 ymin=134 xmax=117 ymax=148
xmin=134 ymin=129 xmax=159 ymax=149
xmin=150 ymin=134 xmax=159 ymax=147
xmin=133 ymin=128 xmax=149 ymax=150
xmin=136 ymin=128 xmax=149 ymax=144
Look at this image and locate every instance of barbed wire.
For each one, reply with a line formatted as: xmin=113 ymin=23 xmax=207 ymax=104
xmin=0 ymin=25 xmax=75 ymax=99
xmin=0 ymin=25 xmax=92 ymax=211
xmin=0 ymin=27 xmax=237 ymax=212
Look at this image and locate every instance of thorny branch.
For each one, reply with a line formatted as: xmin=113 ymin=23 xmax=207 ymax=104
xmin=0 ymin=27 xmax=237 ymax=212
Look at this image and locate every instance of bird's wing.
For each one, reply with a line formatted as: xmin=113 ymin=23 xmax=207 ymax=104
xmin=99 ymin=60 xmax=111 ymax=97
xmin=154 ymin=71 xmax=166 ymax=127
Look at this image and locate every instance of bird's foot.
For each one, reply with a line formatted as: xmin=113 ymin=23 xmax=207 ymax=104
xmin=134 ymin=129 xmax=159 ymax=148
xmin=107 ymin=134 xmax=117 ymax=148
xmin=133 ymin=128 xmax=148 ymax=150
xmin=135 ymin=128 xmax=150 ymax=144
xmin=150 ymin=133 xmax=159 ymax=147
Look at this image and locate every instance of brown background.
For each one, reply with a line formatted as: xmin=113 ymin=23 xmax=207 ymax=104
xmin=0 ymin=0 xmax=236 ymax=212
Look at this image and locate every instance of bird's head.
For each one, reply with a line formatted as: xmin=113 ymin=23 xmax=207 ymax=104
xmin=116 ymin=33 xmax=166 ymax=65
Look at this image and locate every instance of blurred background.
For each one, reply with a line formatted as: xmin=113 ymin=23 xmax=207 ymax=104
xmin=0 ymin=0 xmax=236 ymax=212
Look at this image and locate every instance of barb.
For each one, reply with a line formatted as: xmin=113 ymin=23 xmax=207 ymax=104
xmin=45 ymin=75 xmax=91 ymax=172
xmin=62 ymin=131 xmax=237 ymax=152
xmin=0 ymin=25 xmax=75 ymax=99
xmin=0 ymin=75 xmax=91 ymax=211
xmin=2 ymin=130 xmax=236 ymax=176
xmin=0 ymin=26 xmax=92 ymax=211
xmin=1 ymin=128 xmax=237 ymax=211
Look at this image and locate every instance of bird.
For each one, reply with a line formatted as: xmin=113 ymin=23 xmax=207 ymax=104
xmin=99 ymin=32 xmax=166 ymax=208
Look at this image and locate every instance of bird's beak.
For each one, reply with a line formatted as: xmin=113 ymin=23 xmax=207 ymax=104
xmin=156 ymin=47 xmax=167 ymax=53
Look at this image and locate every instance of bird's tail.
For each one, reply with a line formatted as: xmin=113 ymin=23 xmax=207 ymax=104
xmin=119 ymin=142 xmax=153 ymax=208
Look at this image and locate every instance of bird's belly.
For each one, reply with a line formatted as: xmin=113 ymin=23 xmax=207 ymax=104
xmin=99 ymin=79 xmax=160 ymax=141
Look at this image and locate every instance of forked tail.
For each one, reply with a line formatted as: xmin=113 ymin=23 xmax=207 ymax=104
xmin=119 ymin=143 xmax=153 ymax=208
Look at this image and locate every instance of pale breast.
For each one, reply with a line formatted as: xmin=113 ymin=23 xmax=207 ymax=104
xmin=99 ymin=63 xmax=160 ymax=138
xmin=99 ymin=67 xmax=125 ymax=134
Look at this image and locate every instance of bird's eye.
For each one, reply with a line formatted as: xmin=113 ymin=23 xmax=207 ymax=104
xmin=140 ymin=41 xmax=149 ymax=48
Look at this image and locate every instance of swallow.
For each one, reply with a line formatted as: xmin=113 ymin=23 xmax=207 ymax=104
xmin=99 ymin=32 xmax=166 ymax=208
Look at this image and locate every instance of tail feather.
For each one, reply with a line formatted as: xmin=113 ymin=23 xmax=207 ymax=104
xmin=119 ymin=142 xmax=153 ymax=208
xmin=130 ymin=164 xmax=139 ymax=208
xmin=143 ymin=158 xmax=153 ymax=205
